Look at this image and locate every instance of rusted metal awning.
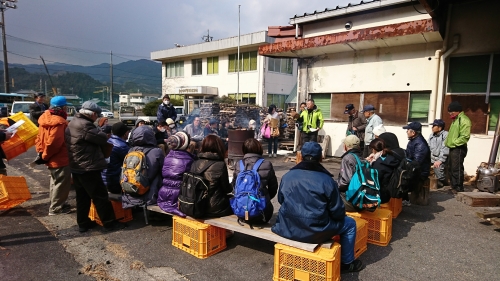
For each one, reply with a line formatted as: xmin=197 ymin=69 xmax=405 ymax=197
xmin=259 ymin=19 xmax=441 ymax=58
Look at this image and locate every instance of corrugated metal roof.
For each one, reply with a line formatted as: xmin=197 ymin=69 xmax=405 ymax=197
xmin=290 ymin=0 xmax=410 ymax=24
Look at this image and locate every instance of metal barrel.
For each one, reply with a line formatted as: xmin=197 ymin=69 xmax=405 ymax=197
xmin=227 ymin=129 xmax=255 ymax=168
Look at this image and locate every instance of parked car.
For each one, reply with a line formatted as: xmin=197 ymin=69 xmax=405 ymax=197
xmin=101 ymin=109 xmax=114 ymax=118
xmin=10 ymin=101 xmax=32 ymax=117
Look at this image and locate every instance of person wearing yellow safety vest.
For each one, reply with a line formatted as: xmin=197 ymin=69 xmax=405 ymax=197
xmin=292 ymin=99 xmax=324 ymax=149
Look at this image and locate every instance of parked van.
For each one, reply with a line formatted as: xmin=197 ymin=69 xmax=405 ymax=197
xmin=10 ymin=101 xmax=32 ymax=117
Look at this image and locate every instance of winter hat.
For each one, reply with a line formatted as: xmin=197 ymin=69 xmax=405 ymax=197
xmin=166 ymin=132 xmax=190 ymax=151
xmin=112 ymin=122 xmax=131 ymax=137
xmin=101 ymin=124 xmax=112 ymax=134
xmin=98 ymin=117 xmax=108 ymax=127
xmin=448 ymin=101 xmax=462 ymax=112
xmin=50 ymin=96 xmax=67 ymax=107
xmin=301 ymin=141 xmax=322 ymax=160
xmin=166 ymin=118 xmax=175 ymax=126
xmin=81 ymin=101 xmax=102 ymax=114
xmin=373 ymin=124 xmax=386 ymax=136
xmin=343 ymin=135 xmax=360 ymax=149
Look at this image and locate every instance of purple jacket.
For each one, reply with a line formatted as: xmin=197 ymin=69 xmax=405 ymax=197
xmin=157 ymin=150 xmax=196 ymax=216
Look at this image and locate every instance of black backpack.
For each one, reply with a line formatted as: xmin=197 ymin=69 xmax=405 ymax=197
xmin=178 ymin=162 xmax=213 ymax=218
xmin=387 ymin=154 xmax=421 ymax=198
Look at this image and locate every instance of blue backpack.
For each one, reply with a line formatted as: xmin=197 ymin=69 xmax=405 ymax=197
xmin=346 ymin=153 xmax=381 ymax=210
xmin=230 ymin=159 xmax=266 ymax=222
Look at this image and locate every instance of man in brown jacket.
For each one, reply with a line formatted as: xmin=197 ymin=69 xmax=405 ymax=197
xmin=35 ymin=96 xmax=71 ymax=215
xmin=344 ymin=104 xmax=367 ymax=149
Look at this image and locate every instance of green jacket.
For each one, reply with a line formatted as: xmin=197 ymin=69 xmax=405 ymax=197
xmin=297 ymin=106 xmax=324 ymax=133
xmin=445 ymin=112 xmax=471 ymax=148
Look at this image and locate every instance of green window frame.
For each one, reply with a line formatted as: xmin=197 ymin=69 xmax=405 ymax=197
xmin=166 ymin=61 xmax=184 ymax=78
xmin=448 ymin=54 xmax=500 ymax=93
xmin=228 ymin=51 xmax=258 ymax=73
xmin=266 ymin=94 xmax=289 ymax=110
xmin=268 ymin=57 xmax=293 ymax=74
xmin=207 ymin=56 xmax=219 ymax=74
xmin=489 ymin=97 xmax=500 ymax=131
xmin=192 ymin=59 xmax=202 ymax=76
xmin=408 ymin=92 xmax=431 ymax=123
xmin=228 ymin=93 xmax=256 ymax=104
xmin=311 ymin=94 xmax=331 ymax=119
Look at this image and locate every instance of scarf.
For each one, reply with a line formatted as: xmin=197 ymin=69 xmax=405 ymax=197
xmin=49 ymin=108 xmax=67 ymax=120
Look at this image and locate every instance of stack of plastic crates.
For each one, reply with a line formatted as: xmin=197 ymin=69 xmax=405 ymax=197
xmin=171 ymin=216 xmax=226 ymax=259
xmin=273 ymin=242 xmax=341 ymax=281
xmin=352 ymin=217 xmax=368 ymax=258
xmin=88 ymin=201 xmax=132 ymax=225
xmin=0 ymin=112 xmax=39 ymax=160
xmin=347 ymin=208 xmax=393 ymax=246
xmin=380 ymin=198 xmax=403 ymax=218
xmin=0 ymin=175 xmax=31 ymax=210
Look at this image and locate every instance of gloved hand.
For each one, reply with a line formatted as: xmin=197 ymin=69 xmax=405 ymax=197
xmin=34 ymin=152 xmax=48 ymax=165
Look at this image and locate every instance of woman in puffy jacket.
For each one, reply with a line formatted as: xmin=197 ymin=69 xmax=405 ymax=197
xmin=189 ymin=135 xmax=233 ymax=217
xmin=157 ymin=132 xmax=195 ymax=216
xmin=231 ymin=138 xmax=278 ymax=223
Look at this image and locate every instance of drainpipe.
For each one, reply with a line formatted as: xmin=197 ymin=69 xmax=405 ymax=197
xmin=436 ymin=34 xmax=460 ymax=119
xmin=428 ymin=49 xmax=442 ymax=124
xmin=295 ymin=24 xmax=299 ymax=39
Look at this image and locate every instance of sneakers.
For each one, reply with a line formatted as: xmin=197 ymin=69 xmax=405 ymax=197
xmin=79 ymin=221 xmax=98 ymax=233
xmin=273 ymin=154 xmax=277 ymax=158
xmin=103 ymin=221 xmax=126 ymax=232
xmin=48 ymin=206 xmax=72 ymax=216
xmin=402 ymin=200 xmax=411 ymax=207
xmin=341 ymin=259 xmax=365 ymax=274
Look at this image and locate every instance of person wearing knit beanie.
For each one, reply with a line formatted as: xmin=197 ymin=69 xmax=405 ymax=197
xmin=445 ymin=101 xmax=471 ymax=193
xmin=166 ymin=132 xmax=190 ymax=151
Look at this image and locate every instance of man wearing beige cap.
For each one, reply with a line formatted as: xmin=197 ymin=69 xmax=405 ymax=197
xmin=338 ymin=135 xmax=363 ymax=212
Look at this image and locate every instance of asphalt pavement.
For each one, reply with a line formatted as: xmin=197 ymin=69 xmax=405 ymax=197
xmin=1 ymin=132 xmax=500 ymax=281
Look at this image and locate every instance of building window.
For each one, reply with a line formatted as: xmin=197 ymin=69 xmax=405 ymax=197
xmin=228 ymin=51 xmax=258 ymax=72
xmin=207 ymin=56 xmax=219 ymax=74
xmin=166 ymin=61 xmax=184 ymax=78
xmin=192 ymin=59 xmax=202 ymax=76
xmin=310 ymin=94 xmax=331 ymax=120
xmin=448 ymin=54 xmax=500 ymax=94
xmin=228 ymin=93 xmax=256 ymax=104
xmin=408 ymin=92 xmax=431 ymax=123
xmin=267 ymin=94 xmax=289 ymax=110
xmin=268 ymin=57 xmax=293 ymax=74
xmin=170 ymin=94 xmax=184 ymax=101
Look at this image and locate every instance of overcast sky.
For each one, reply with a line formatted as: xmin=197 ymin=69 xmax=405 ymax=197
xmin=5 ymin=0 xmax=351 ymax=66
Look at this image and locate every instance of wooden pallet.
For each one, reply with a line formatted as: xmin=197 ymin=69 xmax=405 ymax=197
xmin=475 ymin=207 xmax=500 ymax=227
xmin=456 ymin=192 xmax=500 ymax=207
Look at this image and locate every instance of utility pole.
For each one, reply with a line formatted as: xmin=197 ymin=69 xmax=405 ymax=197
xmin=110 ymin=51 xmax=113 ymax=112
xmin=0 ymin=0 xmax=17 ymax=93
xmin=237 ymin=4 xmax=240 ymax=104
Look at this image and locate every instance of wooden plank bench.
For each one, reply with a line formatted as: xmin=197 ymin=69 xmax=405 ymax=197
xmin=147 ymin=205 xmax=332 ymax=252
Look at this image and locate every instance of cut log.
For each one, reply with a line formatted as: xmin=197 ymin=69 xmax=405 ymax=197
xmin=456 ymin=192 xmax=500 ymax=207
xmin=475 ymin=207 xmax=500 ymax=219
xmin=491 ymin=218 xmax=500 ymax=228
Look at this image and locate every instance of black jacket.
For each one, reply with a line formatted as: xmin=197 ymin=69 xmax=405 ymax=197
xmin=65 ymin=113 xmax=109 ymax=172
xmin=406 ymin=134 xmax=431 ymax=178
xmin=372 ymin=153 xmax=400 ymax=203
xmin=191 ymin=152 xmax=233 ymax=217
xmin=29 ymin=102 xmax=49 ymax=126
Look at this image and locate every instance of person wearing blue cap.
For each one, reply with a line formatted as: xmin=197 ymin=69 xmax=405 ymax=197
xmin=272 ymin=142 xmax=365 ymax=274
xmin=35 ymin=95 xmax=72 ymax=215
xmin=361 ymin=104 xmax=382 ymax=157
xmin=428 ymin=119 xmax=449 ymax=188
xmin=29 ymin=92 xmax=49 ymax=127
xmin=402 ymin=121 xmax=431 ymax=206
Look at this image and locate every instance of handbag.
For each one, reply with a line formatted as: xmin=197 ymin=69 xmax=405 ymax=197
xmin=260 ymin=123 xmax=271 ymax=139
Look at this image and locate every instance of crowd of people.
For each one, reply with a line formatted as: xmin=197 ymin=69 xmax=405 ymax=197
xmin=0 ymin=92 xmax=471 ymax=275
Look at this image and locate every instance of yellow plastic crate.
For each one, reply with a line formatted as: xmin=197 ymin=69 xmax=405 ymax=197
xmin=273 ymin=242 xmax=341 ymax=281
xmin=352 ymin=217 xmax=368 ymax=258
xmin=10 ymin=112 xmax=39 ymax=144
xmin=347 ymin=208 xmax=393 ymax=246
xmin=1 ymin=135 xmax=27 ymax=160
xmin=380 ymin=198 xmax=402 ymax=218
xmin=172 ymin=216 xmax=226 ymax=259
xmin=0 ymin=175 xmax=31 ymax=210
xmin=88 ymin=201 xmax=132 ymax=226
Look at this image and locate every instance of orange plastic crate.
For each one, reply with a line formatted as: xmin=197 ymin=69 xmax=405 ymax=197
xmin=1 ymin=135 xmax=27 ymax=160
xmin=88 ymin=200 xmax=132 ymax=226
xmin=273 ymin=242 xmax=341 ymax=281
xmin=0 ymin=175 xmax=31 ymax=210
xmin=172 ymin=216 xmax=226 ymax=259
xmin=352 ymin=217 xmax=368 ymax=258
xmin=380 ymin=198 xmax=402 ymax=218
xmin=347 ymin=208 xmax=393 ymax=246
xmin=9 ymin=112 xmax=39 ymax=144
